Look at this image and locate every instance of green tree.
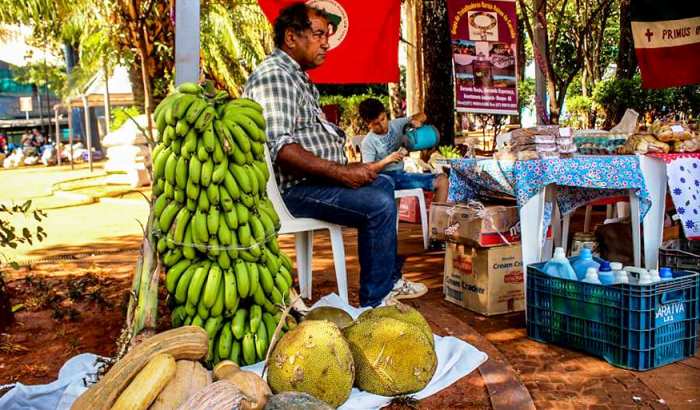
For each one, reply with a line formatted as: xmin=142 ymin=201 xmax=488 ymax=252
xmin=0 ymin=201 xmax=47 ymax=331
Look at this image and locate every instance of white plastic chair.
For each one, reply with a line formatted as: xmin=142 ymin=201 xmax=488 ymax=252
xmin=394 ymin=188 xmax=430 ymax=250
xmin=263 ymin=147 xmax=349 ymax=302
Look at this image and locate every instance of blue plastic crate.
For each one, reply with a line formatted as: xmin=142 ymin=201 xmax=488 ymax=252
xmin=526 ymin=264 xmax=698 ymax=371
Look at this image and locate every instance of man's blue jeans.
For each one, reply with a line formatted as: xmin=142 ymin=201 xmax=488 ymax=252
xmin=282 ymin=175 xmax=402 ymax=307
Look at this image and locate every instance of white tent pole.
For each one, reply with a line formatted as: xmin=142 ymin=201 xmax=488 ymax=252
xmin=103 ymin=62 xmax=111 ymax=135
xmin=55 ymin=106 xmax=61 ymax=166
xmin=175 ymin=0 xmax=200 ymax=86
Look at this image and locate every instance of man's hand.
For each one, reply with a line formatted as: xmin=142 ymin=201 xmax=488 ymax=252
xmin=338 ymin=163 xmax=378 ymax=189
xmin=383 ymin=151 xmax=404 ymax=164
xmin=410 ymin=112 xmax=427 ymax=127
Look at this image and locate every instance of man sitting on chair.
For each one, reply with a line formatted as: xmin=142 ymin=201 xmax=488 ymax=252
xmin=243 ymin=3 xmax=427 ymax=306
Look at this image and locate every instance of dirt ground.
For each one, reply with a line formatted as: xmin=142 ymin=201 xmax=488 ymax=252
xmin=1 ymin=165 xmax=699 ymax=409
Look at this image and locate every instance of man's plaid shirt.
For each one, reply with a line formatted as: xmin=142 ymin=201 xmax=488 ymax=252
xmin=243 ymin=49 xmax=347 ymax=193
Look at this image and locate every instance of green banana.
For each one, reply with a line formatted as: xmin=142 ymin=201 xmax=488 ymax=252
xmin=259 ymin=264 xmax=274 ymax=295
xmin=187 ymin=261 xmax=211 ymax=306
xmin=197 ymin=190 xmax=210 ymax=212
xmin=152 ymin=178 xmax=164 ymax=197
xmin=235 ymin=203 xmax=249 ymax=225
xmin=217 ymin=249 xmax=231 ymax=269
xmin=188 ymin=156 xmax=202 ymax=184
xmin=230 ymin=340 xmax=241 ymax=365
xmin=175 ymin=263 xmax=198 ymax=303
xmin=242 ymin=333 xmax=256 ymax=365
xmin=177 ymin=81 xmax=203 ymax=95
xmin=181 ymin=128 xmax=198 ymax=158
xmin=249 ymin=304 xmax=262 ymax=333
xmin=185 ymin=99 xmax=208 ymax=124
xmin=175 ymin=119 xmax=189 ymax=137
xmin=279 ymin=265 xmax=293 ymax=288
xmin=224 ymin=209 xmax=238 ymax=230
xmin=266 ymin=235 xmax=280 ymax=255
xmin=246 ymin=165 xmax=259 ymax=195
xmin=207 ymin=207 xmax=220 ymax=236
xmin=170 ymin=305 xmax=188 ymax=327
xmin=206 ymin=182 xmax=220 ymax=206
xmin=186 ymin=178 xmax=200 ymax=201
xmin=154 ymin=139 xmax=169 ymax=168
xmin=182 ymin=223 xmax=196 ymax=259
xmin=230 ymin=97 xmax=263 ymax=113
xmin=204 ymin=316 xmax=222 ymax=340
xmin=203 ymin=264 xmax=223 ymax=308
xmin=208 ymin=236 xmax=221 ymax=257
xmin=157 ymin=236 xmax=168 ymax=254
xmin=190 ymin=315 xmax=204 ymax=328
xmin=211 ymin=282 xmax=225 ymax=317
xmin=159 ymin=201 xmax=182 ymax=232
xmin=280 ymin=252 xmax=293 ymax=272
xmin=164 ymin=151 xmax=178 ymax=185
xmin=262 ymin=313 xmax=277 ymax=342
xmin=254 ymin=322 xmax=268 ymax=360
xmin=232 ymin=308 xmax=247 ymax=339
xmin=226 ymin=122 xmax=252 ymax=153
xmin=236 ymin=106 xmax=266 ymax=130
xmin=246 ymin=261 xmax=260 ymax=296
xmin=237 ymin=223 xmax=252 ymax=248
xmin=197 ymin=297 xmax=209 ymax=320
xmin=165 ymin=259 xmax=192 ymax=293
xmin=249 ymin=214 xmax=265 ymax=243
xmin=175 ymin=155 xmax=188 ymax=190
xmin=240 ymin=192 xmax=255 ymax=209
xmin=194 ymin=106 xmax=216 ymax=132
xmin=218 ymin=324 xmax=233 ymax=359
xmin=173 ymin=188 xmax=186 ymax=204
xmin=212 ymin=158 xmax=228 ymax=184
xmin=193 ymin=210 xmax=209 ymax=244
xmin=218 ymin=220 xmax=232 ymax=245
xmin=249 ymin=162 xmax=267 ymax=191
xmin=229 ymin=163 xmax=252 ymax=193
xmin=234 ymin=260 xmax=250 ymax=298
xmin=154 ymin=194 xmax=169 ymax=218
xmin=275 ymin=273 xmax=290 ymax=296
xmin=173 ymin=207 xmax=191 ymax=243
xmin=223 ymin=171 xmax=241 ymax=201
xmin=223 ymin=269 xmax=238 ymax=311
xmin=220 ymin=186 xmax=233 ymax=211
xmin=203 ymin=127 xmax=216 ymax=153
xmin=201 ymin=158 xmax=213 ymax=186
xmin=252 ymin=286 xmax=267 ymax=306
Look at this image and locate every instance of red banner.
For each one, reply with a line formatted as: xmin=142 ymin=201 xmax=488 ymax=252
xmin=258 ymin=0 xmax=400 ymax=84
xmin=631 ymin=1 xmax=700 ymax=89
xmin=447 ymin=0 xmax=519 ymax=115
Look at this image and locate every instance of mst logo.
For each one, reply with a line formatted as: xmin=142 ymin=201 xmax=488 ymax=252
xmin=308 ymin=0 xmax=349 ymax=50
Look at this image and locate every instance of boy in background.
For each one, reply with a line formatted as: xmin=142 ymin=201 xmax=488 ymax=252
xmin=358 ymin=98 xmax=448 ymax=202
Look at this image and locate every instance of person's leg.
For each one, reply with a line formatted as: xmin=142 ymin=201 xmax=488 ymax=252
xmin=433 ymin=174 xmax=449 ymax=202
xmin=283 ymin=176 xmax=400 ymax=307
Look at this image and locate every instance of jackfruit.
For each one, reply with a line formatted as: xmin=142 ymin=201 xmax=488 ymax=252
xmin=303 ymin=306 xmax=354 ymax=330
xmin=343 ymin=316 xmax=437 ymax=396
xmin=267 ymin=320 xmax=354 ymax=408
xmin=356 ymin=303 xmax=434 ymax=346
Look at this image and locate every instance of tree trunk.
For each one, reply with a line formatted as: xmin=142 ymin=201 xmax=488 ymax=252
xmin=129 ymin=63 xmax=145 ymax=113
xmin=616 ymin=0 xmax=637 ymax=80
xmin=404 ymin=0 xmax=424 ymax=116
xmin=421 ymin=0 xmax=454 ymax=145
xmin=0 ymin=275 xmax=13 ymax=332
xmin=388 ymin=83 xmax=403 ymax=118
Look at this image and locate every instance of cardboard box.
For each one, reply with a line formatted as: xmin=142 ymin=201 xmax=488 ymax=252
xmin=430 ymin=203 xmax=520 ymax=247
xmin=399 ymin=191 xmax=434 ymax=223
xmin=443 ymin=243 xmax=525 ymax=316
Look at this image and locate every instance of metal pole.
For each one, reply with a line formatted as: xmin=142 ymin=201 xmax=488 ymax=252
xmin=174 ymin=0 xmax=200 ymax=86
xmin=55 ymin=107 xmax=61 ymax=166
xmin=67 ymin=104 xmax=74 ymax=170
xmin=82 ymin=96 xmax=93 ymax=172
xmin=533 ymin=0 xmax=548 ymax=125
xmin=103 ymin=62 xmax=111 ymax=135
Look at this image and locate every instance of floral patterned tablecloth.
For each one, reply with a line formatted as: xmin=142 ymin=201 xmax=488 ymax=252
xmin=448 ymin=156 xmax=651 ymax=218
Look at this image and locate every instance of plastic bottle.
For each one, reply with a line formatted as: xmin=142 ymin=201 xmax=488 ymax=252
xmin=637 ymin=270 xmax=653 ymax=285
xmin=610 ymin=262 xmax=629 ymax=284
xmin=649 ymin=269 xmax=661 ymax=283
xmin=571 ymin=248 xmax=600 ymax=281
xmin=659 ymin=267 xmax=674 ymax=281
xmin=597 ymin=260 xmax=615 ymax=285
xmin=623 ymin=266 xmax=647 ymax=285
xmin=581 ymin=267 xmax=602 ymax=284
xmin=543 ymin=247 xmax=578 ymax=280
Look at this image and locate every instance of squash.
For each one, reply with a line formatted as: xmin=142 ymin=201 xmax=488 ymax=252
xmin=112 ymin=353 xmax=176 ymax=410
xmin=213 ymin=360 xmax=271 ymax=410
xmin=176 ymin=380 xmax=244 ymax=410
xmin=71 ymin=326 xmax=209 ymax=410
xmin=150 ymin=360 xmax=211 ymax=410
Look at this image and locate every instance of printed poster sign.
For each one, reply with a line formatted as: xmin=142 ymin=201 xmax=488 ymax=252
xmin=447 ymin=0 xmax=519 ymax=115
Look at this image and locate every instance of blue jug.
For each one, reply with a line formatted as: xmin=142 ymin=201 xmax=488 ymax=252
xmin=404 ymin=125 xmax=440 ymax=151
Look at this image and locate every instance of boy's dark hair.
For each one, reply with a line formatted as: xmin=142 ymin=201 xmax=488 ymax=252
xmin=358 ymin=98 xmax=386 ymax=123
xmin=274 ymin=3 xmax=328 ymax=48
